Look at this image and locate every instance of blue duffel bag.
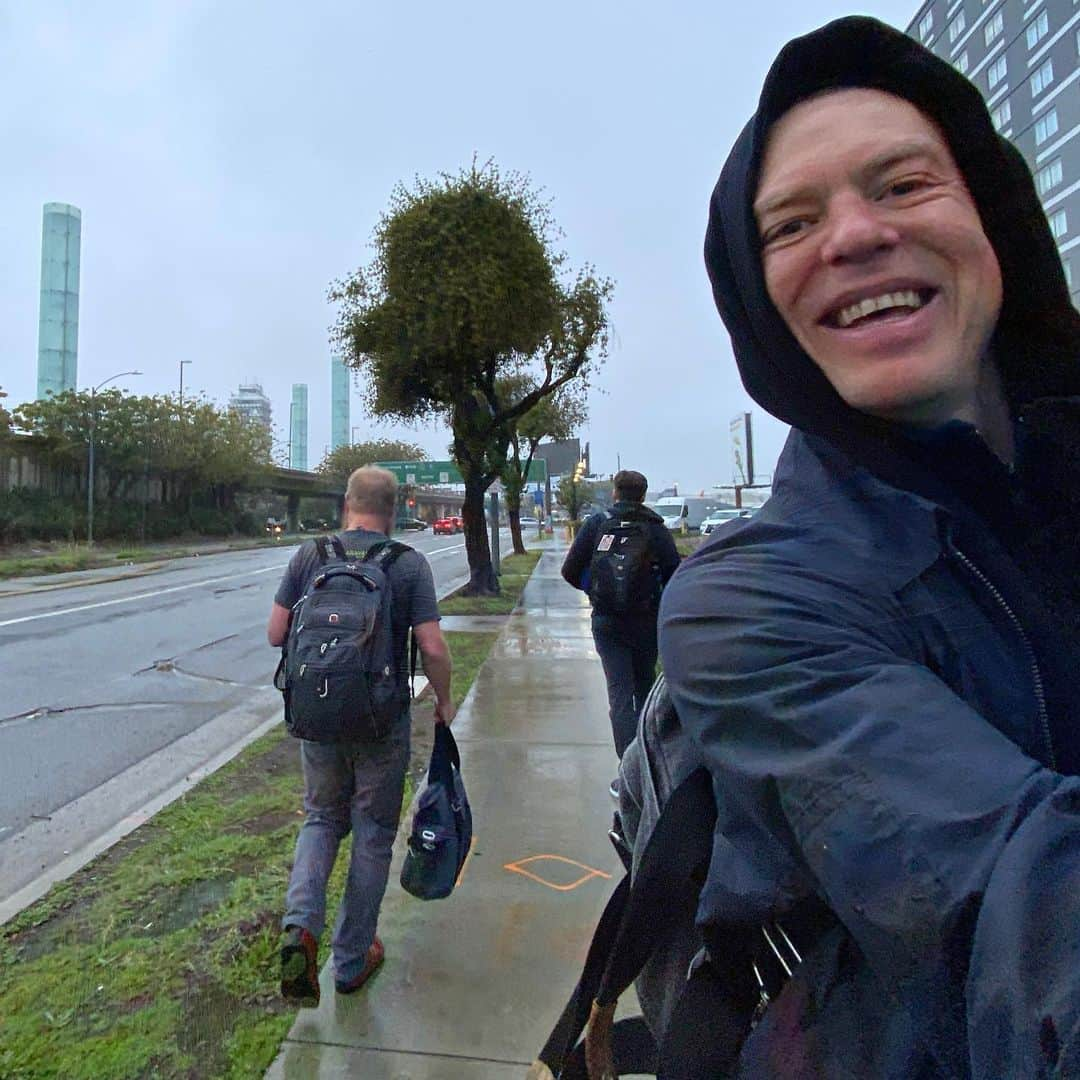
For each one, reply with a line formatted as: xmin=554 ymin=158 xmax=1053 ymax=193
xmin=400 ymin=724 xmax=472 ymax=900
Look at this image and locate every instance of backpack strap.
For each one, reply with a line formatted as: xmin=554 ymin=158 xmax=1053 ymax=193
xmin=329 ymin=535 xmax=349 ymax=562
xmin=363 ymin=538 xmax=411 ymax=569
xmin=314 ymin=536 xmax=333 ymax=565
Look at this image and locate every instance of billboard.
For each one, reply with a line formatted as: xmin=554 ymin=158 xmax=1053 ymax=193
xmin=730 ymin=413 xmax=754 ymax=486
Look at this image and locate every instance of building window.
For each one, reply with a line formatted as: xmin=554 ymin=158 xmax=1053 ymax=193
xmin=988 ymin=55 xmax=1008 ymax=90
xmin=1031 ymin=58 xmax=1055 ymax=96
xmin=1037 ymin=159 xmax=1064 ymax=195
xmin=919 ymin=10 xmax=933 ymax=40
xmin=956 ymin=50 xmax=970 ymax=74
xmin=1065 ymin=259 xmax=1074 ymax=289
xmin=992 ymin=100 xmax=1012 ymax=130
xmin=984 ymin=10 xmax=1003 ymax=45
xmin=1050 ymin=209 xmax=1068 ymax=239
xmin=1036 ymin=107 xmax=1060 ymax=145
xmin=1027 ymin=10 xmax=1050 ymax=48
xmin=951 ymin=11 xmax=968 ymax=42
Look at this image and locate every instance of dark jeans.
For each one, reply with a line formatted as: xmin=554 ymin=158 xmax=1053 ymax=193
xmin=592 ymin=614 xmax=659 ymax=758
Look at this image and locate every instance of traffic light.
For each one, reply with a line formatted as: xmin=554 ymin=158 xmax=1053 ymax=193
xmin=407 ymin=498 xmax=416 ymax=508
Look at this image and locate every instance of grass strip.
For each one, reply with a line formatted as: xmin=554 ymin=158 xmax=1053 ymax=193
xmin=437 ymin=549 xmax=542 ymax=615
xmin=0 ymin=628 xmax=500 ymax=1080
xmin=0 ymin=538 xmax=298 ymax=581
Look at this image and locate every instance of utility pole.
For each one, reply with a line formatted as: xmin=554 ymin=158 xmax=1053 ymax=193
xmin=179 ymin=360 xmax=191 ymax=406
xmin=87 ymin=370 xmax=142 ymax=545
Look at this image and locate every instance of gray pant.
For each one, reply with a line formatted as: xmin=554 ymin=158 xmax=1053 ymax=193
xmin=283 ymin=721 xmax=410 ymax=983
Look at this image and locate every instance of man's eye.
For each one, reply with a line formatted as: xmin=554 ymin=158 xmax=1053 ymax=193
xmin=882 ymin=178 xmax=923 ymax=198
xmin=763 ymin=218 xmax=808 ymax=245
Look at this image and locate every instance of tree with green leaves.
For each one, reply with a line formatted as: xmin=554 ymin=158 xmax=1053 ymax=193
xmin=500 ymin=380 xmax=587 ymax=554
xmin=315 ymin=438 xmax=425 ymax=485
xmin=10 ymin=390 xmax=271 ymax=537
xmin=331 ymin=160 xmax=611 ymax=593
xmin=555 ymin=474 xmax=599 ymax=525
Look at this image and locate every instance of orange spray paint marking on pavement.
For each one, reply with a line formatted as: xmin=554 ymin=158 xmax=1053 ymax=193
xmin=455 ymin=834 xmax=478 ymax=888
xmin=503 ymin=854 xmax=612 ymax=892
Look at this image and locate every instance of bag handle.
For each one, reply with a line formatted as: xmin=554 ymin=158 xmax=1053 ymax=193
xmin=427 ymin=723 xmax=461 ymax=789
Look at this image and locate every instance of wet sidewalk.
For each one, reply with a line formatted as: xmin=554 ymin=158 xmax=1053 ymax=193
xmin=266 ymin=544 xmax=625 ymax=1078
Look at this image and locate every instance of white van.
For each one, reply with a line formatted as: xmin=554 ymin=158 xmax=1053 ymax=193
xmin=648 ymin=496 xmax=719 ymax=532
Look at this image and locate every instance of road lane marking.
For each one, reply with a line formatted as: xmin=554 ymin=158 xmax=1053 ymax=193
xmin=0 ymin=564 xmax=290 ymax=628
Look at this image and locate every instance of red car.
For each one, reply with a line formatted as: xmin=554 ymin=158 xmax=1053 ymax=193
xmin=433 ymin=517 xmax=457 ymax=535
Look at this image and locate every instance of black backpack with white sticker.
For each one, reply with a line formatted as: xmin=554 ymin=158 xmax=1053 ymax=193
xmin=275 ymin=535 xmax=410 ymax=742
xmin=588 ymin=510 xmax=658 ymax=616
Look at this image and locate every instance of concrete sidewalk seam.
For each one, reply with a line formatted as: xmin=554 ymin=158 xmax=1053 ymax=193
xmin=280 ymin=1037 xmax=531 ymax=1067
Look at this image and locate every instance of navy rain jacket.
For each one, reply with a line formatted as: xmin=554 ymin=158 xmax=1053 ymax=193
xmin=660 ymin=16 xmax=1080 ymax=1078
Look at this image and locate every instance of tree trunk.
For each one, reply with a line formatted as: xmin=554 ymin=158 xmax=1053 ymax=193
xmin=507 ymin=500 xmax=525 ymax=556
xmin=461 ymin=473 xmax=499 ymax=595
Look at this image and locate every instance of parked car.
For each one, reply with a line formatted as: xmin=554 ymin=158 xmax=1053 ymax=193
xmin=518 ymin=515 xmax=540 ymax=528
xmin=432 ymin=517 xmax=457 ymax=535
xmin=700 ymin=508 xmax=754 ymax=535
xmin=396 ymin=517 xmax=428 ymax=532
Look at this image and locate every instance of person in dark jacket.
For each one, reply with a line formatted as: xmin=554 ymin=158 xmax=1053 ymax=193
xmin=562 ymin=469 xmax=680 ymax=782
xmin=654 ymin=15 xmax=1080 ymax=1078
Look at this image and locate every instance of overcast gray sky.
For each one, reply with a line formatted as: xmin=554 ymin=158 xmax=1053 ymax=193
xmin=1 ymin=0 xmax=917 ymax=493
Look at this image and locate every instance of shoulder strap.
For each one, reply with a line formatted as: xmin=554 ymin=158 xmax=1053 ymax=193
xmin=314 ymin=536 xmax=333 ymax=565
xmin=329 ymin=535 xmax=348 ymax=561
xmin=363 ymin=538 xmax=411 ymax=569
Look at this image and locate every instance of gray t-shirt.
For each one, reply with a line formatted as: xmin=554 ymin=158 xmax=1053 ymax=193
xmin=274 ymin=529 xmax=440 ymax=694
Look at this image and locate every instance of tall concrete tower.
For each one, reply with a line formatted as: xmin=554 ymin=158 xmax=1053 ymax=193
xmin=37 ymin=203 xmax=82 ymax=398
xmin=331 ymin=355 xmax=350 ymax=451
xmin=289 ymin=383 xmax=309 ymax=471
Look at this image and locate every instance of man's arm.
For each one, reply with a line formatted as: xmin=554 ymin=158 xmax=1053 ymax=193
xmin=413 ymin=620 xmax=455 ymax=725
xmin=560 ymin=514 xmax=599 ymax=590
xmin=267 ymin=602 xmax=291 ymax=647
xmin=652 ymin=522 xmax=681 ymax=585
xmin=661 ymin=552 xmax=1080 ymax=1078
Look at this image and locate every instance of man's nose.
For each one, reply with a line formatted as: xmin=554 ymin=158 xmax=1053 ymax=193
xmin=819 ymin=193 xmax=899 ymax=264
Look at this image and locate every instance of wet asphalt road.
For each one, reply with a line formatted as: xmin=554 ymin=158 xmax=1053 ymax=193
xmin=0 ymin=533 xmax=476 ymax=846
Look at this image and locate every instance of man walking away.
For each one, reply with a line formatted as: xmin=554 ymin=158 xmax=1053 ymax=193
xmin=561 ymin=470 xmax=679 ymax=794
xmin=267 ymin=465 xmax=456 ymax=1007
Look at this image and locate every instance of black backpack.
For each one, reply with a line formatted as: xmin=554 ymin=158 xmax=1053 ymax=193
xmin=531 ymin=675 xmax=834 ymax=1079
xmin=275 ymin=535 xmax=409 ymax=743
xmin=587 ymin=511 xmax=658 ymax=615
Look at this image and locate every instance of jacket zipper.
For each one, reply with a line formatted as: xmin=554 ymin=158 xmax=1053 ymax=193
xmin=948 ymin=542 xmax=1057 ymax=771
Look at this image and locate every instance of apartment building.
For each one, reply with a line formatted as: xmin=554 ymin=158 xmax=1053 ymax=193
xmin=908 ymin=0 xmax=1080 ymax=301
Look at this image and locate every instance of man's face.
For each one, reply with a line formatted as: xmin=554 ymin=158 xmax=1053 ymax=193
xmin=754 ymin=89 xmax=1003 ymax=426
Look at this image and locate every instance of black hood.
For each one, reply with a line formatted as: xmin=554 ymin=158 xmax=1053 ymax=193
xmin=705 ymin=15 xmax=1080 ymax=442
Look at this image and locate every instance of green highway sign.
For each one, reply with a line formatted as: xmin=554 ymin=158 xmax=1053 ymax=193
xmin=376 ymin=458 xmax=547 ymax=485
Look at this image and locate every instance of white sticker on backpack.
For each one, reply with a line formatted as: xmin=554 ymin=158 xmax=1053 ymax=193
xmin=597 ymin=534 xmax=614 ymax=552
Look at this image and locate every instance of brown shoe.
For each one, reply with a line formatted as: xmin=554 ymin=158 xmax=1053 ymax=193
xmin=335 ymin=936 xmax=385 ymax=995
xmin=280 ymin=925 xmax=320 ymax=1007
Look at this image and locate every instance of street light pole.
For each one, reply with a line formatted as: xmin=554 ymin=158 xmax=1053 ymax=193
xmin=179 ymin=360 xmax=191 ymax=407
xmin=87 ymin=370 xmax=142 ymax=546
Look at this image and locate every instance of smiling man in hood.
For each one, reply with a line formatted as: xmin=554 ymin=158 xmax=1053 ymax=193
xmin=655 ymin=15 xmax=1080 ymax=1078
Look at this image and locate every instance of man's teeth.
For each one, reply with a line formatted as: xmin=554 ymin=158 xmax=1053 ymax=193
xmin=836 ymin=289 xmax=925 ymax=328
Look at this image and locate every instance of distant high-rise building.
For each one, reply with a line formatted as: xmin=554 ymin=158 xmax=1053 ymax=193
xmin=290 ymin=383 xmax=309 ymax=471
xmin=907 ymin=0 xmax=1080 ymax=304
xmin=37 ymin=203 xmax=81 ymax=398
xmin=229 ymin=382 xmax=272 ymax=435
xmin=331 ymin=355 xmax=350 ymax=451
